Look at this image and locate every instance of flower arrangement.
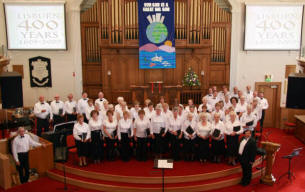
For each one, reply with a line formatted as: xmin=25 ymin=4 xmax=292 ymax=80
xmin=182 ymin=67 xmax=201 ymax=87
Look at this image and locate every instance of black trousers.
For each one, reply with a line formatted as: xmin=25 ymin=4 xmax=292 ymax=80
xmin=120 ymin=133 xmax=131 ymax=161
xmin=53 ymin=115 xmax=65 ymax=127
xmin=170 ymin=134 xmax=181 ymax=160
xmin=136 ymin=137 xmax=147 ymax=161
xmin=240 ymin=160 xmax=253 ymax=185
xmin=17 ymin=152 xmax=29 ymax=183
xmin=226 ymin=135 xmax=239 ymax=157
xmin=105 ymin=137 xmax=116 ymax=160
xmin=153 ymin=133 xmax=166 ymax=154
xmin=91 ymin=130 xmax=103 ymax=160
xmin=197 ymin=137 xmax=210 ymax=160
xmin=37 ymin=118 xmax=49 ymax=136
xmin=260 ymin=110 xmax=266 ymax=129
xmin=66 ymin=114 xmax=77 ymax=122
xmin=211 ymin=139 xmax=225 ymax=156
xmin=75 ymin=139 xmax=89 ymax=157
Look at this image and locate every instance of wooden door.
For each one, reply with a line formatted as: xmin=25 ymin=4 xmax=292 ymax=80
xmin=255 ymin=82 xmax=281 ymax=128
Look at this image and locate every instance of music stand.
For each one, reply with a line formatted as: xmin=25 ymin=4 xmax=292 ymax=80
xmin=278 ymin=147 xmax=302 ymax=182
xmin=154 ymin=159 xmax=173 ymax=192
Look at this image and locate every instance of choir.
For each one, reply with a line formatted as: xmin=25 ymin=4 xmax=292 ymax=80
xmin=33 ymin=86 xmax=268 ymax=166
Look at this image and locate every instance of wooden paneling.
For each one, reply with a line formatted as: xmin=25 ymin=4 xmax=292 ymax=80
xmin=81 ymin=0 xmax=232 ymax=103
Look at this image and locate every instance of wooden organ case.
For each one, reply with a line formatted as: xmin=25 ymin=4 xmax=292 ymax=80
xmin=81 ymin=0 xmax=232 ymax=105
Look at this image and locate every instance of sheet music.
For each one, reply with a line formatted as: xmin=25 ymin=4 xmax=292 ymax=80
xmin=158 ymin=159 xmax=173 ymax=169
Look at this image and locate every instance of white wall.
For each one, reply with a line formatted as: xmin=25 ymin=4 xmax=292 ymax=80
xmin=229 ymin=0 xmax=305 ymax=107
xmin=0 ymin=0 xmax=83 ymax=107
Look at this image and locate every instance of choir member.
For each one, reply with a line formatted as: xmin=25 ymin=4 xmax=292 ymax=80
xmin=258 ymin=92 xmax=269 ymax=128
xmin=103 ymin=110 xmax=118 ymax=161
xmin=114 ymin=97 xmax=124 ymax=113
xmin=245 ymin=85 xmax=253 ymax=104
xmin=64 ymin=93 xmax=77 ymax=121
xmin=50 ymin=95 xmax=65 ymax=126
xmin=205 ymin=88 xmax=213 ymax=101
xmin=88 ymin=110 xmax=103 ymax=163
xmin=211 ymin=103 xmax=225 ymax=122
xmin=178 ymin=104 xmax=186 ymax=121
xmin=144 ymin=102 xmax=155 ymax=120
xmin=182 ymin=113 xmax=197 ymax=161
xmin=162 ymin=103 xmax=173 ymax=120
xmin=158 ymin=96 xmax=166 ymax=107
xmin=218 ymin=86 xmax=230 ymax=101
xmin=12 ymin=127 xmax=44 ymax=183
xmin=236 ymin=96 xmax=247 ymax=119
xmin=208 ymin=91 xmax=219 ymax=110
xmin=252 ymin=99 xmax=262 ymax=122
xmin=143 ymin=99 xmax=152 ymax=110
xmin=225 ymin=112 xmax=243 ymax=165
xmin=34 ymin=96 xmax=52 ymax=136
xmin=116 ymin=101 xmax=129 ymax=120
xmin=241 ymin=105 xmax=258 ymax=134
xmin=168 ymin=107 xmax=183 ymax=161
xmin=151 ymin=104 xmax=168 ymax=157
xmin=118 ymin=111 xmax=133 ymax=162
xmin=77 ymin=92 xmax=89 ymax=120
xmin=94 ymin=103 xmax=104 ymax=121
xmin=73 ymin=114 xmax=91 ymax=166
xmin=231 ymin=86 xmax=239 ymax=98
xmin=211 ymin=113 xmax=225 ymax=163
xmin=95 ymin=91 xmax=107 ymax=111
xmin=196 ymin=113 xmax=212 ymax=163
xmin=130 ymin=100 xmax=141 ymax=121
xmin=252 ymin=91 xmax=259 ymax=102
xmin=85 ymin=99 xmax=95 ymax=122
xmin=223 ymin=94 xmax=232 ymax=110
xmin=238 ymin=130 xmax=257 ymax=186
xmin=230 ymin=97 xmax=239 ymax=114
xmin=198 ymin=97 xmax=212 ymax=113
xmin=185 ymin=99 xmax=198 ymax=113
xmin=237 ymin=90 xmax=244 ymax=100
xmin=188 ymin=105 xmax=198 ymax=122
xmin=134 ymin=110 xmax=152 ymax=161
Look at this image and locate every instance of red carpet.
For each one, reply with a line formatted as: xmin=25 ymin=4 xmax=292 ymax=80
xmin=2 ymin=128 xmax=305 ymax=192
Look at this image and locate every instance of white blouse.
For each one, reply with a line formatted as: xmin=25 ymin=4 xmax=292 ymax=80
xmin=103 ymin=118 xmax=118 ymax=137
xmin=182 ymin=119 xmax=197 ymax=140
xmin=240 ymin=112 xmax=258 ymax=131
xmin=211 ymin=121 xmax=225 ymax=140
xmin=130 ymin=107 xmax=141 ymax=120
xmin=151 ymin=113 xmax=168 ymax=134
xmin=118 ymin=118 xmax=133 ymax=140
xmin=89 ymin=118 xmax=103 ymax=132
xmin=134 ymin=118 xmax=151 ymax=138
xmin=85 ymin=105 xmax=95 ymax=120
xmin=73 ymin=122 xmax=91 ymax=141
xmin=144 ymin=108 xmax=155 ymax=120
xmin=235 ymin=103 xmax=247 ymax=114
xmin=196 ymin=121 xmax=212 ymax=138
xmin=225 ymin=120 xmax=243 ymax=135
xmin=168 ymin=116 xmax=183 ymax=132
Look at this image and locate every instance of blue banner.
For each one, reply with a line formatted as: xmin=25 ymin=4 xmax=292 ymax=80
xmin=138 ymin=0 xmax=176 ymax=69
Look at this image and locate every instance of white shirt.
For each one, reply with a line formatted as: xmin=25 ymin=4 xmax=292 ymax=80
xmin=182 ymin=119 xmax=197 ymax=140
xmin=259 ymin=97 xmax=269 ymax=110
xmin=95 ymin=98 xmax=107 ymax=111
xmin=225 ymin=120 xmax=244 ymax=135
xmin=162 ymin=110 xmax=173 ymax=121
xmin=144 ymin=108 xmax=155 ymax=120
xmin=185 ymin=106 xmax=198 ymax=114
xmin=85 ymin=105 xmax=95 ymax=120
xmin=77 ymin=98 xmax=89 ymax=114
xmin=211 ymin=110 xmax=225 ymax=122
xmin=103 ymin=118 xmax=118 ymax=137
xmin=118 ymin=118 xmax=133 ymax=140
xmin=211 ymin=121 xmax=225 ymax=140
xmin=50 ymin=100 xmax=65 ymax=116
xmin=64 ymin=100 xmax=77 ymax=114
xmin=151 ymin=113 xmax=168 ymax=134
xmin=198 ymin=103 xmax=212 ymax=113
xmin=208 ymin=97 xmax=219 ymax=110
xmin=130 ymin=107 xmax=141 ymax=120
xmin=240 ymin=112 xmax=258 ymax=131
xmin=34 ymin=101 xmax=52 ymax=119
xmin=236 ymin=103 xmax=247 ymax=115
xmin=196 ymin=121 xmax=212 ymax=137
xmin=134 ymin=117 xmax=151 ymax=138
xmin=239 ymin=137 xmax=249 ymax=155
xmin=223 ymin=100 xmax=232 ymax=110
xmin=231 ymin=92 xmax=239 ymax=98
xmin=12 ymin=134 xmax=41 ymax=162
xmin=73 ymin=122 xmax=91 ymax=141
xmin=88 ymin=118 xmax=103 ymax=132
xmin=168 ymin=116 xmax=183 ymax=132
xmin=245 ymin=91 xmax=253 ymax=104
xmin=114 ymin=104 xmax=122 ymax=113
xmin=252 ymin=105 xmax=262 ymax=120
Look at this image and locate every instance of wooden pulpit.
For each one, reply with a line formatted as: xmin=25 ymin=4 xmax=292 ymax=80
xmin=260 ymin=141 xmax=281 ymax=185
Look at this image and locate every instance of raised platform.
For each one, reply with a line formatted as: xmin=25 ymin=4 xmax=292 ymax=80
xmin=47 ymin=156 xmax=264 ymax=192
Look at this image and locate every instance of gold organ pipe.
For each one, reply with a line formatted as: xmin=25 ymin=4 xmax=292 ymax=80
xmin=111 ymin=0 xmax=114 ymax=43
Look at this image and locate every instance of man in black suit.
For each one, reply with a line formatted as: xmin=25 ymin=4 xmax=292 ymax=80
xmin=238 ymin=129 xmax=257 ymax=186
